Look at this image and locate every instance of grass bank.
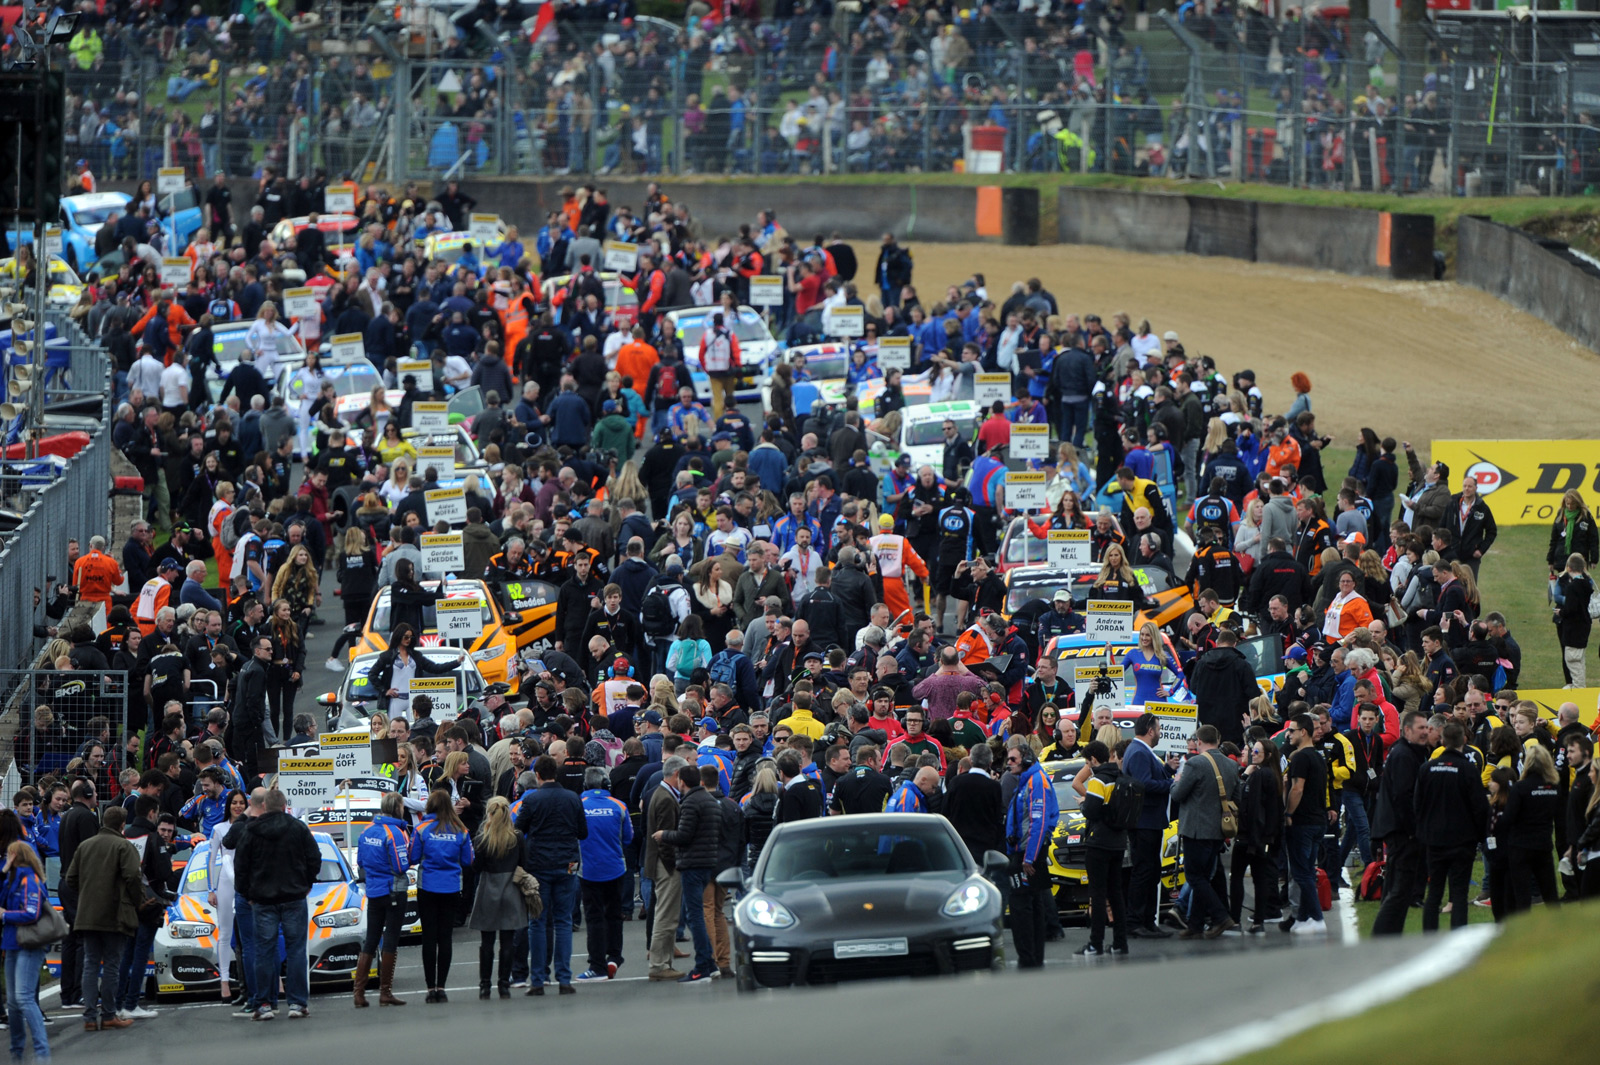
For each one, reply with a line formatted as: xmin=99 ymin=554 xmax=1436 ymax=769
xmin=1229 ymin=902 xmax=1595 ymax=1065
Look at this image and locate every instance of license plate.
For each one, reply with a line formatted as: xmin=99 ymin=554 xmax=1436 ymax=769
xmin=833 ymin=937 xmax=908 ymax=959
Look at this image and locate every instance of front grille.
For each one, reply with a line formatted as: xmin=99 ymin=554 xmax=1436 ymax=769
xmin=752 ymin=960 xmax=798 ymax=987
xmin=806 ymin=951 xmax=940 ymax=984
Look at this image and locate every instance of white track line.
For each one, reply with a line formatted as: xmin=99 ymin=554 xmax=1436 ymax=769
xmin=1119 ymin=924 xmax=1497 ymax=1065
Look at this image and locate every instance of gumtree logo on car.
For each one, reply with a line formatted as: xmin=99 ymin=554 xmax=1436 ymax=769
xmin=1464 ymin=453 xmax=1517 ymax=496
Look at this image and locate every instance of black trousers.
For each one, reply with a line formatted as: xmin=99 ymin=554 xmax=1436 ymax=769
xmin=580 ymin=875 xmax=626 ymax=973
xmin=1230 ymin=843 xmax=1278 ymax=924
xmin=1127 ymin=826 xmax=1164 ymax=930
xmin=479 ymin=930 xmax=516 ymax=988
xmin=1422 ymin=844 xmax=1475 ymax=931
xmin=1371 ymin=833 xmax=1422 ymax=936
xmin=1506 ymin=847 xmax=1559 ymax=913
xmin=58 ymin=882 xmax=82 ymax=1003
xmin=360 ymin=891 xmax=405 ymax=954
xmin=1487 ymin=859 xmax=1509 ymax=922
xmin=1010 ymin=879 xmax=1050 ymax=969
xmin=1085 ymin=847 xmax=1127 ymax=950
xmin=417 ymin=888 xmax=458 ymax=988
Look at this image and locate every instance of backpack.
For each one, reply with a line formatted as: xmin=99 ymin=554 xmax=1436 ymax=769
xmin=708 ymin=650 xmax=740 ymax=689
xmin=220 ymin=506 xmax=250 ymax=551
xmin=1357 ymin=859 xmax=1385 ymax=901
xmin=640 ymin=582 xmax=675 ymax=637
xmin=656 ymin=362 xmax=681 ymax=404
xmin=593 ymin=734 xmax=625 ymax=768
xmin=208 ymin=297 xmax=234 ymax=323
xmin=1104 ymin=769 xmax=1144 ymax=832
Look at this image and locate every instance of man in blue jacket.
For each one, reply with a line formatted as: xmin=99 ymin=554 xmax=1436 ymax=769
xmin=514 ymin=755 xmax=588 ymax=995
xmin=1005 ymin=744 xmax=1059 ymax=969
xmin=576 ymin=768 xmax=633 ymax=983
xmin=1122 ymin=712 xmax=1178 ymax=938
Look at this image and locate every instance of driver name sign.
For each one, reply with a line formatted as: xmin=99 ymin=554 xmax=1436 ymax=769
xmin=1085 ymin=599 xmax=1135 ymax=639
xmin=278 ymin=757 xmax=337 ymax=806
xmin=159 ymin=258 xmax=191 ymax=288
xmin=317 ymin=732 xmax=373 ymax=778
xmin=420 ymin=532 xmax=465 ymax=573
xmin=1147 ymin=701 xmax=1199 ymax=757
xmin=283 ymin=287 xmax=319 ymax=320
xmin=973 ymin=373 xmax=1010 ymax=406
xmin=603 ymin=240 xmax=639 ymax=271
xmin=1073 ymin=664 xmax=1126 ymax=709
xmin=877 ymin=336 xmax=911 ymax=369
xmin=416 ymin=445 xmax=454 ymax=480
xmin=437 ymin=598 xmax=485 ymax=638
xmin=329 ymin=333 xmax=365 ymax=364
xmin=425 ymin=487 xmax=467 ymax=525
xmin=412 ymin=401 xmax=449 ymax=432
xmin=397 ymin=358 xmax=433 ymax=392
xmin=1006 ymin=472 xmax=1046 ymax=512
xmin=1047 ymin=529 xmax=1091 ymax=568
xmin=826 ymin=306 xmax=864 ymax=338
xmin=748 ymin=275 xmax=783 ymax=306
xmin=1010 ymin=422 xmax=1048 ymax=459
xmin=408 ymin=677 xmax=457 ymax=719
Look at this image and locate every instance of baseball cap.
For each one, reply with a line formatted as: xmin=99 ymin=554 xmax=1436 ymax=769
xmin=894 ymin=453 xmax=911 ymax=468
xmin=1162 ymin=330 xmax=1180 ymax=342
xmin=665 ymin=559 xmax=684 ymax=576
xmin=1053 ymin=589 xmax=1071 ymax=603
xmin=158 ymin=558 xmax=182 ymax=573
xmin=601 ymin=399 xmax=617 ymax=413
xmin=878 ymin=514 xmax=894 ymax=529
xmin=1341 ymin=531 xmax=1367 ymax=546
xmin=802 ymin=649 xmax=825 ymax=663
xmin=641 ymin=709 xmax=664 ymax=726
xmin=1285 ymin=645 xmax=1307 ymax=662
xmin=698 ymin=716 xmax=719 ymax=732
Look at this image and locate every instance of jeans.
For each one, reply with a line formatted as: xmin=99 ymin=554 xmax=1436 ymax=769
xmin=677 ymin=867 xmax=715 ymax=976
xmin=252 ymin=899 xmax=309 ymax=1010
xmin=1057 ymin=398 xmax=1090 ymax=449
xmin=1180 ymin=438 xmax=1201 ymax=500
xmin=116 ymin=922 xmax=157 ymax=1011
xmin=1127 ymin=826 xmax=1165 ymax=929
xmin=1336 ymin=791 xmax=1373 ymax=871
xmin=1422 ymin=844 xmax=1475 ymax=931
xmin=1084 ymin=846 xmax=1127 ymax=950
xmin=580 ymin=875 xmax=626 ymax=973
xmin=234 ymin=896 xmax=258 ymax=1002
xmin=1372 ymin=833 xmax=1422 ymax=936
xmin=527 ymin=869 xmax=578 ymax=988
xmin=79 ymin=930 xmax=126 ymax=1022
xmin=6 ymin=946 xmax=49 ymax=1060
xmin=166 ymin=75 xmax=208 ymax=101
xmin=1285 ymin=822 xmax=1324 ymax=922
xmin=1182 ymin=837 xmax=1230 ymax=928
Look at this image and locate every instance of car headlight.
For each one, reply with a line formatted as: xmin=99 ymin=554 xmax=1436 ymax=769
xmin=167 ymin=920 xmax=212 ymax=939
xmin=313 ymin=907 xmax=362 ymax=929
xmin=1161 ymin=835 xmax=1180 ymax=861
xmin=942 ymin=881 xmax=991 ymax=917
xmin=472 ymin=645 xmax=505 ymax=662
xmin=740 ymin=896 xmax=795 ymax=930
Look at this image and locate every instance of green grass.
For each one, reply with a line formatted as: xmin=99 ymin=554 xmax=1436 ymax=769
xmin=1230 ymin=900 xmax=1595 ymax=1065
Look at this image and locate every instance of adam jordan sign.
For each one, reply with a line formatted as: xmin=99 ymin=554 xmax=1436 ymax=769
xmin=1432 ymin=441 xmax=1600 ymax=525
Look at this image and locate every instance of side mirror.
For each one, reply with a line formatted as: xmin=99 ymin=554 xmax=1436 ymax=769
xmin=715 ymin=867 xmax=745 ymax=890
xmin=317 ymin=692 xmax=339 ymax=707
xmin=982 ymin=850 xmax=1010 ymax=875
xmin=504 ymin=612 xmax=523 ymax=624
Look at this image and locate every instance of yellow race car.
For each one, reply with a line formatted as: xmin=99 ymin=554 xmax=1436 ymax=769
xmin=1042 ymin=759 xmax=1185 ymax=922
xmin=0 ymin=255 xmax=85 ymax=308
xmin=353 ymin=579 xmax=521 ymax=690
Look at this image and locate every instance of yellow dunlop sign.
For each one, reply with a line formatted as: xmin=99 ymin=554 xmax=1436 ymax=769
xmin=1084 ymin=599 xmax=1135 ymax=638
xmin=1144 ymin=701 xmax=1198 ymax=756
xmin=317 ymin=732 xmax=373 ymax=777
xmin=1048 ymin=529 xmax=1091 ymax=567
xmin=1007 ymin=471 xmax=1046 ymax=512
xmin=1430 ymin=440 xmax=1600 ymax=525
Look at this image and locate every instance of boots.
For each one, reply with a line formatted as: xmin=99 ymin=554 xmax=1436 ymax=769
xmin=378 ymin=951 xmax=406 ymax=1006
xmin=479 ymin=982 xmax=490 ymax=1000
xmin=352 ymin=952 xmax=372 ymax=1007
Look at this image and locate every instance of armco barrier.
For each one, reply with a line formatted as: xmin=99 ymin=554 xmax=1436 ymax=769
xmin=1456 ymin=216 xmax=1600 ymax=353
xmin=1058 ymin=187 xmax=1190 ymax=254
xmin=1056 ymin=186 xmax=1433 ymax=279
xmin=1185 ymin=197 xmax=1257 ymax=261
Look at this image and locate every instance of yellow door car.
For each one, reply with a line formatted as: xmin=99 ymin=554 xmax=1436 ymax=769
xmin=1041 ymin=759 xmax=1184 ymax=921
xmin=354 ymin=579 xmax=520 ymax=690
xmin=489 ymin=577 xmax=560 ymax=656
xmin=0 ymin=255 xmax=84 ymax=308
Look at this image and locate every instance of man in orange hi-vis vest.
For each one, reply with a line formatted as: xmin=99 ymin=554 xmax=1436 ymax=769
xmin=72 ymin=534 xmax=123 ymax=611
xmin=868 ymin=513 xmax=929 ymax=621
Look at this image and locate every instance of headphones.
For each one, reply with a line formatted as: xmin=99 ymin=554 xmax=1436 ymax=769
xmin=606 ymin=656 xmax=635 ymax=679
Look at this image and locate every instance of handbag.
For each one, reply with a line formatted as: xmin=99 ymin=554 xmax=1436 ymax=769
xmin=511 ymin=867 xmax=543 ymax=921
xmin=1206 ymin=752 xmax=1239 ymax=840
xmin=15 ymin=902 xmax=69 ymax=950
xmin=1384 ymin=599 xmax=1407 ymax=628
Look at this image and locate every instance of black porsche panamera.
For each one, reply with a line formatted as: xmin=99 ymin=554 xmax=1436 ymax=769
xmin=720 ymin=814 xmax=1008 ymax=991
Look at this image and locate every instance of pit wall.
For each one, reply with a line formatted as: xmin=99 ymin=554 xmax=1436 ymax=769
xmin=1455 ymin=216 xmax=1600 ymax=354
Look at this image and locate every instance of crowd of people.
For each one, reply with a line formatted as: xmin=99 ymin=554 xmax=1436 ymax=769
xmin=3 ymin=166 xmax=1597 ymax=1051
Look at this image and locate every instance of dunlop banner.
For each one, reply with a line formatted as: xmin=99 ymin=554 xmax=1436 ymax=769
xmin=1430 ymin=441 xmax=1600 ymax=525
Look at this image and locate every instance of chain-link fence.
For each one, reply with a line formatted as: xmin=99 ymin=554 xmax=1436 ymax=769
xmin=0 ymin=669 xmax=130 ymax=790
xmin=33 ymin=6 xmax=1600 ymax=194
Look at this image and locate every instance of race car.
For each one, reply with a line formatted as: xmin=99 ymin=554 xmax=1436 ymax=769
xmin=1005 ymin=561 xmax=1197 ymax=632
xmin=319 ymin=647 xmax=488 ymax=729
xmin=280 ymin=359 xmax=385 ymax=425
xmin=1047 ymin=630 xmax=1289 ymax=701
xmin=1042 ymin=758 xmax=1184 ymax=921
xmin=296 ymin=775 xmax=421 ymax=938
xmin=57 ymin=191 xmax=132 ymax=271
xmin=541 ymin=271 xmax=639 ymax=330
xmin=0 ymin=255 xmax=85 ymax=308
xmin=151 ymin=831 xmax=367 ymax=998
xmin=206 ymin=318 xmax=309 ymax=401
xmin=352 ymin=579 xmax=522 ymax=689
xmin=487 ymin=576 xmax=559 ymax=657
xmin=398 ymin=425 xmax=486 ymax=472
xmin=665 ymin=304 xmax=775 ymax=404
xmin=999 ymin=524 xmax=1196 ymax=588
xmin=758 ymin=341 xmax=849 ymax=413
xmin=271 ymin=213 xmax=362 ymax=264
xmin=894 ymin=400 xmax=980 ymax=473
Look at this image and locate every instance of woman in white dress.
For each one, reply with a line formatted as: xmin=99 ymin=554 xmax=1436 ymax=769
xmin=206 ymin=789 xmax=250 ymax=1003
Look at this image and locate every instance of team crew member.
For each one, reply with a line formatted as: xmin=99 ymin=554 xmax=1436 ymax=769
xmin=1005 ymin=742 xmax=1059 ymax=969
xmin=576 ymin=769 xmax=633 ymax=982
xmin=698 ymin=311 xmax=741 ymax=420
xmin=354 ymin=792 xmax=412 ymax=1007
xmin=72 ymin=536 xmax=123 ymax=611
xmin=1078 ymin=740 xmax=1130 ymax=957
xmin=409 ymin=789 xmax=475 ymax=1003
xmin=868 ymin=513 xmax=930 ymax=621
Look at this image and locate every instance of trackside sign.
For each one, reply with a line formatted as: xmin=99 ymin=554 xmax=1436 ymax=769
xmin=1431 ymin=441 xmax=1600 ymax=525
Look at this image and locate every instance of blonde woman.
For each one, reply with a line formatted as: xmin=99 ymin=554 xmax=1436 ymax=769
xmin=368 ymin=711 xmax=390 ymax=741
xmin=382 ymin=459 xmax=413 ymax=508
xmin=392 ymin=742 xmax=428 ymax=815
xmin=1547 ymin=489 xmax=1598 ymax=577
xmin=1091 ymin=544 xmax=1147 ymax=611
xmin=1234 ymin=498 xmax=1265 ymax=571
xmin=1121 ymin=621 xmax=1172 ymax=705
xmin=206 ymin=789 xmax=249 ymax=1004
xmin=1503 ymin=744 xmax=1561 ymax=913
xmin=469 ymin=795 xmax=525 ymax=999
xmin=609 ymin=462 xmax=646 ymax=511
